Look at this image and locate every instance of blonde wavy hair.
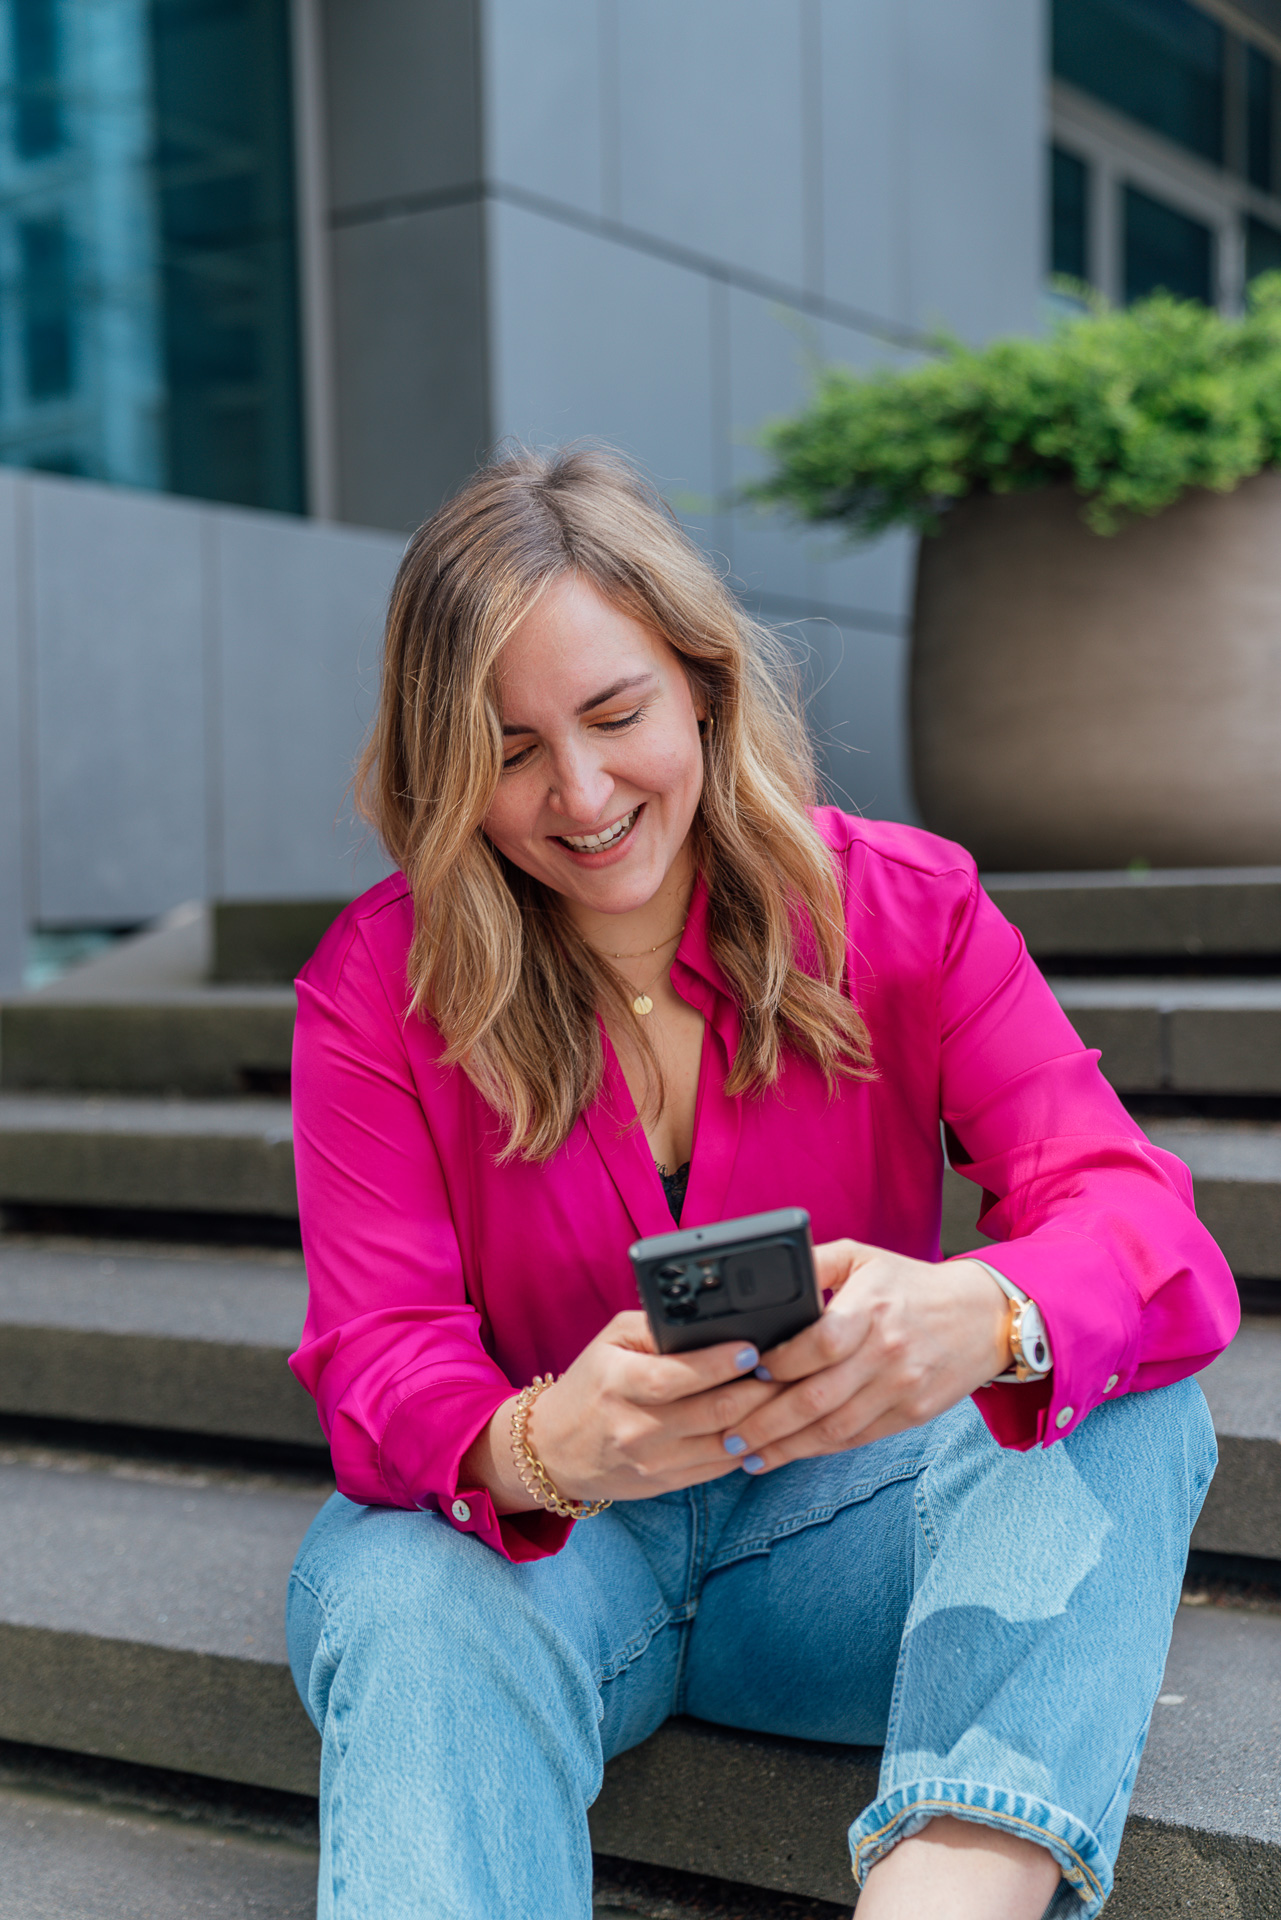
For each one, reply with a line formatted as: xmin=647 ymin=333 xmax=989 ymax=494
xmin=357 ymin=447 xmax=873 ymax=1159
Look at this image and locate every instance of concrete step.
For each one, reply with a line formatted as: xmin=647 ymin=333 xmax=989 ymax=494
xmin=0 ymin=1095 xmax=296 ymax=1219
xmin=0 ymin=992 xmax=296 ymax=1097
xmin=211 ymin=900 xmax=349 ymax=986
xmin=943 ymin=1118 xmax=1281 ymax=1284
xmin=0 ymin=1447 xmax=326 ymax=1795
xmin=0 ymin=1449 xmax=1275 ymax=1918
xmin=0 ymin=1241 xmax=319 ymax=1448
xmin=2 ymin=901 xmax=296 ymax=1096
xmin=1053 ymin=977 xmax=1281 ymax=1096
xmin=1191 ymin=1316 xmax=1281 ymax=1562
xmin=986 ymin=866 xmax=1281 ymax=963
xmin=1144 ymin=1118 xmax=1281 ymax=1283
xmin=0 ymin=1776 xmax=317 ymax=1920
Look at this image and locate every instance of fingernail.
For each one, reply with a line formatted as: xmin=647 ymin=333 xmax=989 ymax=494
xmin=735 ymin=1346 xmax=759 ymax=1371
xmin=754 ymin=1365 xmax=773 ymax=1382
xmin=742 ymin=1455 xmax=765 ymax=1474
xmin=723 ymin=1433 xmax=748 ymax=1456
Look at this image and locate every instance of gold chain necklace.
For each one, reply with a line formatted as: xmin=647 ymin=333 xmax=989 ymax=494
xmin=594 ymin=924 xmax=685 ymax=1018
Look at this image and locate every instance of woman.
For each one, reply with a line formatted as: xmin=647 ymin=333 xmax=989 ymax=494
xmin=287 ymin=448 xmax=1236 ymax=1920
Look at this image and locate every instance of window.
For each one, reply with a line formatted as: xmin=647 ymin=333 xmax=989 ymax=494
xmin=1248 ymin=45 xmax=1276 ymax=195
xmin=1246 ymin=213 xmax=1281 ymax=282
xmin=1051 ymin=1 xmax=1281 ymax=310
xmin=0 ymin=0 xmax=304 ymax=513
xmin=1123 ymin=185 xmax=1215 ymax=303
xmin=1051 ymin=146 xmax=1091 ymax=278
xmin=10 ymin=0 xmax=62 ymax=160
xmin=1052 ymin=0 xmax=1225 ymax=166
xmin=20 ymin=216 xmax=72 ymax=398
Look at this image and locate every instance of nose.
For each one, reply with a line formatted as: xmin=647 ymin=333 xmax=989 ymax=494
xmin=546 ymin=738 xmax=615 ymax=827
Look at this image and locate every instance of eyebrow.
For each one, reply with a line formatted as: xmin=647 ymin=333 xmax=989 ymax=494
xmin=501 ymin=672 xmax=657 ymax=736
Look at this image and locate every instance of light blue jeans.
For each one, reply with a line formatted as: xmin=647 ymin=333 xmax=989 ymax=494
xmin=287 ymin=1380 xmax=1215 ymax=1919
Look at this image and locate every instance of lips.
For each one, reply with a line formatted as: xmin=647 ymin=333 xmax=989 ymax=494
xmin=557 ymin=806 xmax=639 ymax=852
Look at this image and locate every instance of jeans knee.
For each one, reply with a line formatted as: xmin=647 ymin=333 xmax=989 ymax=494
xmin=286 ymin=1492 xmax=603 ymax=1746
xmin=1086 ymin=1375 xmax=1217 ymax=1527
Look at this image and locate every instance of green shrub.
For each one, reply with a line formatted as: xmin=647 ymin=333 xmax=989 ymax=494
xmin=751 ymin=275 xmax=1281 ymax=536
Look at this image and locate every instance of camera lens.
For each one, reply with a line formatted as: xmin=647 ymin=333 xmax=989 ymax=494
xmin=659 ymin=1279 xmax=690 ymax=1299
xmin=657 ymin=1264 xmax=686 ymax=1281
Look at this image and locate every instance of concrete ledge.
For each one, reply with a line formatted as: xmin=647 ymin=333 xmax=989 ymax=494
xmin=211 ymin=902 xmax=350 ymax=985
xmin=1051 ymin=981 xmax=1281 ymax=1095
xmin=0 ymin=1328 xmax=324 ymax=1446
xmin=0 ymin=1622 xmax=318 ymax=1796
xmin=1108 ymin=1818 xmax=1281 ymax=1919
xmin=985 ymin=869 xmax=1281 ymax=959
xmin=0 ymin=1096 xmax=297 ymax=1217
xmin=0 ymin=1242 xmax=319 ymax=1445
xmin=591 ymin=1718 xmax=875 ymax=1904
xmin=0 ymin=996 xmax=295 ymax=1096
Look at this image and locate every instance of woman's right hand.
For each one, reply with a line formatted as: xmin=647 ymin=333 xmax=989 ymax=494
xmin=461 ymin=1311 xmax=780 ymax=1513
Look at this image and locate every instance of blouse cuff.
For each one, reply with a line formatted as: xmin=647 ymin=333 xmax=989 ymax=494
xmin=953 ymin=1240 xmax=1138 ymax=1450
xmin=379 ymin=1379 xmax=576 ymax=1562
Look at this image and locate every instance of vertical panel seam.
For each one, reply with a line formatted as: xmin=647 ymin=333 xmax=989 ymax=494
xmin=202 ymin=511 xmax=224 ymax=904
xmin=15 ymin=478 xmax=38 ymax=928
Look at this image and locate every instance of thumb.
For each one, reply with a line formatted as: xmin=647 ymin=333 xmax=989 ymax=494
xmin=813 ymin=1236 xmax=879 ymax=1300
xmin=600 ymin=1309 xmax=658 ymax=1354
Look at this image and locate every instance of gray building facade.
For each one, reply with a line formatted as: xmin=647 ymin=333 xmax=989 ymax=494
xmin=15 ymin=1 xmax=1279 ymax=984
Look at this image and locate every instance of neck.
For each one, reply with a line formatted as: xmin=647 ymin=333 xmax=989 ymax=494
xmin=565 ymin=846 xmax=696 ymax=961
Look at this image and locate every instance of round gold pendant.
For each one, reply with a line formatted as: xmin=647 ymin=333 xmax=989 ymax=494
xmin=632 ymin=994 xmax=654 ymax=1017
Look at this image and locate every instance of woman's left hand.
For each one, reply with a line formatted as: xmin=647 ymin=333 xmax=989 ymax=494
xmin=721 ymin=1240 xmax=1011 ymax=1472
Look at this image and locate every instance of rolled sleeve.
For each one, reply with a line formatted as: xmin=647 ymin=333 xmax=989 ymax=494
xmin=938 ymin=869 xmax=1239 ymax=1449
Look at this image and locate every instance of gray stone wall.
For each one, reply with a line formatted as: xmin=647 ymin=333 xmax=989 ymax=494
xmin=317 ymin=0 xmax=1046 ymax=825
xmin=0 ymin=471 xmax=401 ymax=988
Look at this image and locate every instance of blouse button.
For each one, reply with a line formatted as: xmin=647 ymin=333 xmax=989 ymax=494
xmin=1105 ymin=1375 xmax=1119 ymax=1392
xmin=1055 ymin=1406 xmax=1074 ymax=1430
xmin=451 ymin=1499 xmax=472 ymax=1524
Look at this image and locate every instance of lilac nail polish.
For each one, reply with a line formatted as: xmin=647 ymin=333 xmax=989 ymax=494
xmin=735 ymin=1346 xmax=760 ymax=1371
xmin=754 ymin=1365 xmax=773 ymax=1382
xmin=742 ymin=1455 xmax=765 ymax=1474
xmin=723 ymin=1434 xmax=748 ymax=1456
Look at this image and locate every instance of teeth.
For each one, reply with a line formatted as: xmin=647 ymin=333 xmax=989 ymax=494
xmin=562 ymin=808 xmax=637 ymax=851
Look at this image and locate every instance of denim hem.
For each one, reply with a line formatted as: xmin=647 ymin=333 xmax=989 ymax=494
xmin=849 ymin=1779 xmax=1108 ymax=1917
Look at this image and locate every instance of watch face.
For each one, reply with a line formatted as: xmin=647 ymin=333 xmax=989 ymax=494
xmin=1021 ymin=1302 xmax=1051 ymax=1373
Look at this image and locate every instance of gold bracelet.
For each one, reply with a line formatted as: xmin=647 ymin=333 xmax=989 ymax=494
xmin=510 ymin=1375 xmax=612 ymax=1520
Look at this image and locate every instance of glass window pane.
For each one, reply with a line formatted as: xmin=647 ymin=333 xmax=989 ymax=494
xmin=1248 ymin=45 xmax=1275 ymax=194
xmin=1246 ymin=213 xmax=1281 ymax=283
xmin=20 ymin=214 xmax=72 ymax=396
xmin=10 ymin=0 xmax=62 ymax=159
xmin=1123 ymin=184 xmax=1216 ymax=303
xmin=0 ymin=0 xmax=304 ymax=514
xmin=1051 ymin=146 xmax=1090 ymax=279
xmin=1052 ymin=0 xmax=1225 ymax=165
xmin=151 ymin=0 xmax=304 ymax=513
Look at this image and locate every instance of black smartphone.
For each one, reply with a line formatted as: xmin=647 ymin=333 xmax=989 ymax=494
xmin=629 ymin=1207 xmax=822 ymax=1356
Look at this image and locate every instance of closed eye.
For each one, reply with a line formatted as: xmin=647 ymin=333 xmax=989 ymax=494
xmin=592 ymin=705 xmax=646 ymax=734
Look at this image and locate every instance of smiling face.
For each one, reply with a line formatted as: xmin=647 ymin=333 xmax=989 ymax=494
xmin=482 ymin=573 xmax=705 ymax=931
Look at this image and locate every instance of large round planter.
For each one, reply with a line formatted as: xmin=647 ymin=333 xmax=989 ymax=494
xmin=910 ymin=472 xmax=1281 ymax=869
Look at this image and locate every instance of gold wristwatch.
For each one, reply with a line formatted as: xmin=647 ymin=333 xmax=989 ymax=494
xmin=971 ymin=1260 xmax=1053 ymax=1384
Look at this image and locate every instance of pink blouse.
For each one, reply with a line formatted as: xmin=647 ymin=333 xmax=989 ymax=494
xmin=290 ymin=811 xmax=1239 ymax=1562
